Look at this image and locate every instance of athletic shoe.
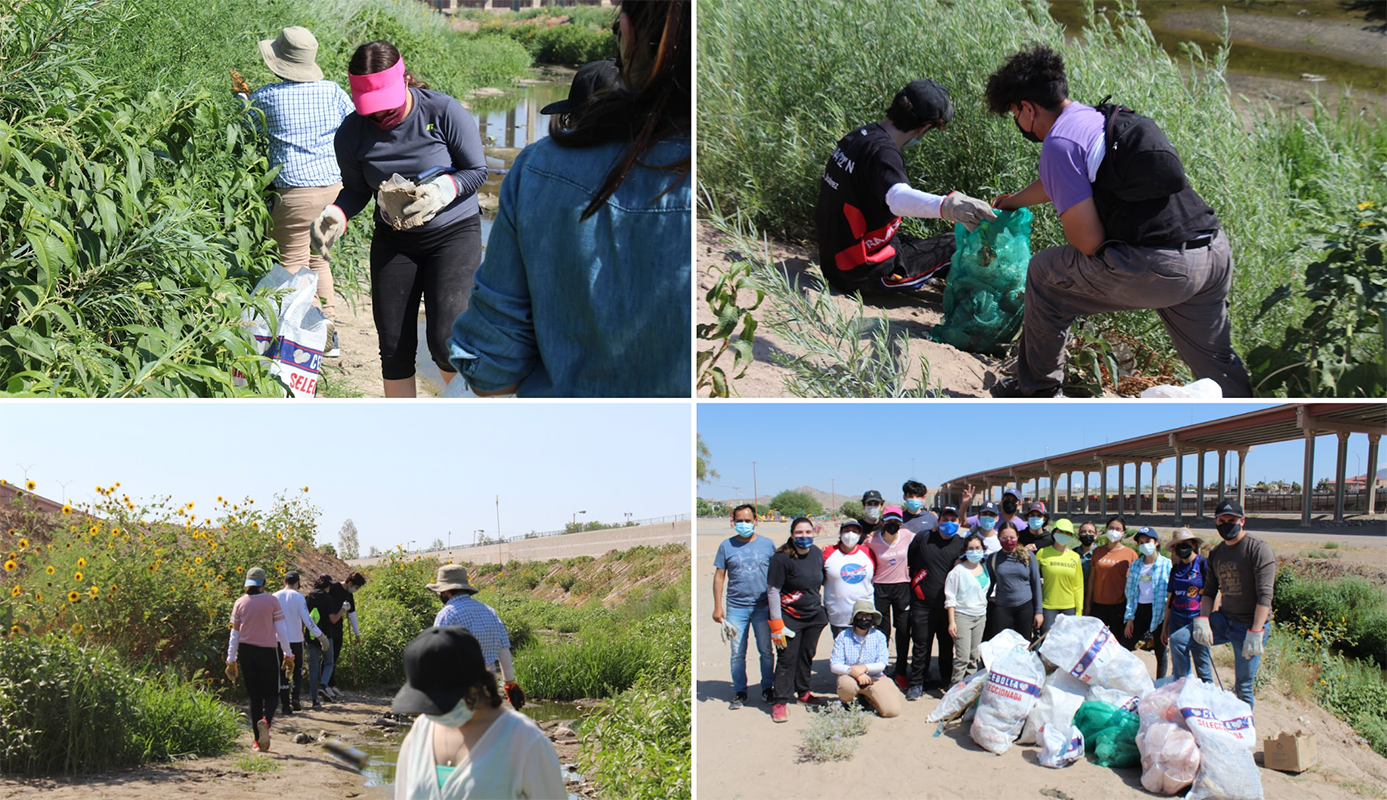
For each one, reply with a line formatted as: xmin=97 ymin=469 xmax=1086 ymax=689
xmin=311 ymin=701 xmax=322 ymax=710
xmin=906 ymin=685 xmax=924 ymax=702
xmin=324 ymin=323 xmax=340 ymax=358
xmin=255 ymin=718 xmax=271 ymax=752
xmin=879 ymin=259 xmax=950 ymax=291
xmin=728 ymin=692 xmax=747 ymax=710
xmin=894 ymin=674 xmax=910 ymax=692
xmin=291 ymin=701 xmax=303 ymax=712
xmin=760 ymin=687 xmax=774 ymax=704
xmin=771 ymin=704 xmax=788 ymax=723
xmin=994 ymin=377 xmax=1065 ymax=398
xmin=318 ymin=688 xmax=332 ymax=703
xmin=797 ymin=691 xmax=823 ymax=706
xmin=251 ymin=740 xmax=261 ymax=752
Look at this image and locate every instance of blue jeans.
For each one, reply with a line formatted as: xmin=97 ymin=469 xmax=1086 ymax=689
xmin=725 ymin=604 xmax=773 ymax=695
xmin=306 ymin=639 xmax=335 ymax=701
xmin=1168 ymin=611 xmax=1265 ymax=708
xmin=1167 ymin=613 xmax=1214 ymax=684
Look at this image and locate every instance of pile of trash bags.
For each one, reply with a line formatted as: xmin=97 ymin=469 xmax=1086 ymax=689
xmin=928 ymin=615 xmax=1263 ymax=798
xmin=931 ymin=208 xmax=1032 ymax=356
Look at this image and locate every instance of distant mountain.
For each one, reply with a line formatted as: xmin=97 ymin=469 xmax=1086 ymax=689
xmin=746 ymin=484 xmax=867 ymax=511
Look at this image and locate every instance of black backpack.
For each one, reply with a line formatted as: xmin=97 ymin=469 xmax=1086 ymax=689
xmin=1092 ymin=96 xmax=1187 ymax=202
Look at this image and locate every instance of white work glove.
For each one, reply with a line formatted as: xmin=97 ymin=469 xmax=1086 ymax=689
xmin=1191 ymin=616 xmax=1214 ymax=647
xmin=317 ymin=634 xmax=330 ymax=649
xmin=341 ymin=601 xmax=352 ymax=613
xmin=719 ymin=619 xmax=739 ymax=645
xmin=310 ymin=204 xmax=347 ymax=254
xmin=376 ymin=173 xmax=417 ymax=230
xmin=1241 ymin=629 xmax=1266 ymax=660
xmin=399 ymin=175 xmax=459 ymax=229
xmin=940 ymin=191 xmax=998 ymax=231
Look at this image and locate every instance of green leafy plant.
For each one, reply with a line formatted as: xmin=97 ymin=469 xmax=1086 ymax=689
xmin=696 ymin=258 xmax=763 ymax=398
xmin=768 ymin=490 xmax=824 ymax=519
xmin=1063 ymin=324 xmax=1121 ymax=397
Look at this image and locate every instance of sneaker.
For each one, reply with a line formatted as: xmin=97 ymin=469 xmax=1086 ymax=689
xmin=255 ymin=718 xmax=271 ymax=752
xmin=251 ymin=740 xmax=260 ymax=752
xmin=311 ymin=701 xmax=322 ymax=710
xmin=894 ymin=674 xmax=910 ymax=692
xmin=771 ymin=704 xmax=788 ymax=723
xmin=728 ymin=692 xmax=747 ymax=710
xmin=324 ymin=323 xmax=340 ymax=358
xmin=291 ymin=701 xmax=303 ymax=712
xmin=906 ymin=685 xmax=924 ymax=702
xmin=318 ymin=688 xmax=332 ymax=703
xmin=797 ymin=691 xmax=823 ymax=706
xmin=760 ymin=687 xmax=774 ymax=704
xmin=994 ymin=377 xmax=1065 ymax=398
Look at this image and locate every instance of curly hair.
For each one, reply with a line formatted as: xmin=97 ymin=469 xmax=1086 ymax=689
xmin=984 ymin=44 xmax=1068 ymax=114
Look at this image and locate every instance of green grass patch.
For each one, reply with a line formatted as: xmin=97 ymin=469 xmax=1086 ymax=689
xmin=1324 ymin=541 xmax=1340 ymax=549
xmin=1274 ymin=568 xmax=1387 ymax=669
xmin=234 ymin=753 xmax=280 ymax=774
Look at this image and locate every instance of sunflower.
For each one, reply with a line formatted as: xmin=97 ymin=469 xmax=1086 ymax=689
xmin=33 ymin=591 xmax=42 ymax=602
xmin=9 ymin=625 xmax=19 ymax=635
xmin=71 ymin=623 xmax=82 ymax=634
xmin=25 ymin=480 xmax=35 ymax=491
xmin=87 ymin=586 xmax=99 ymax=599
xmin=147 ymin=563 xmax=157 ymax=572
xmin=77 ymin=558 xmax=86 ymax=568
xmin=17 ymin=539 xmax=28 ymax=550
xmin=109 ymin=583 xmax=118 ymax=592
xmin=194 ymin=556 xmax=203 ymax=565
xmin=67 ymin=591 xmax=80 ymax=603
xmin=73 ymin=571 xmax=83 ymax=582
xmin=302 ymin=486 xmax=309 ymax=493
xmin=9 ymin=585 xmax=20 ymax=598
xmin=235 ymin=566 xmax=244 ymax=574
xmin=45 ymin=565 xmax=55 ymax=575
xmin=3 ymin=560 xmax=15 ymax=572
xmin=251 ymin=522 xmax=259 ymax=530
xmin=61 ymin=505 xmax=72 ymax=515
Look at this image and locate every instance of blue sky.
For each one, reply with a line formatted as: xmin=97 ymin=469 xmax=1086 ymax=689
xmin=697 ymin=402 xmax=1379 ymax=503
xmin=2 ymin=402 xmax=690 ymax=555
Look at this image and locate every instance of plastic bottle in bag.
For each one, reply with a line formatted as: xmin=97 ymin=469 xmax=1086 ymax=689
xmin=928 ymin=669 xmax=989 ymax=723
xmin=931 ymin=208 xmax=1032 ymax=356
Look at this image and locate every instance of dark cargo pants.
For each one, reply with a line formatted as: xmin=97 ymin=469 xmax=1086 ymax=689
xmin=1016 ymin=230 xmax=1252 ymax=397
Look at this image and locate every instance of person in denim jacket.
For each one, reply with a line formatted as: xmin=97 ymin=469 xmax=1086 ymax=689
xmin=446 ymin=0 xmax=690 ymax=397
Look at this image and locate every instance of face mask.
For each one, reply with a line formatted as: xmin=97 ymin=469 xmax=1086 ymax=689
xmin=905 ymin=499 xmax=924 ymax=513
xmin=979 ymin=516 xmax=998 ymax=531
xmin=794 ymin=535 xmax=815 ymax=550
xmin=734 ymin=521 xmax=754 ymax=537
xmin=369 ymin=100 xmax=410 ymax=131
xmin=1175 ymin=544 xmax=1195 ymax=559
xmin=853 ymin=616 xmax=874 ymax=631
xmin=1106 ymin=529 xmax=1123 ymax=543
xmin=883 ymin=522 xmax=901 ymax=536
xmin=1079 ymin=534 xmax=1096 ymax=546
xmin=1055 ymin=533 xmax=1076 ymax=549
xmin=425 ymin=697 xmax=474 ymax=728
xmin=939 ymin=521 xmax=959 ymax=537
xmin=1000 ymin=540 xmax=1019 ymax=553
xmin=1028 ymin=517 xmax=1045 ymax=529
xmin=1216 ymin=521 xmax=1242 ymax=540
xmin=864 ymin=506 xmax=882 ymax=522
xmin=841 ymin=532 xmax=860 ymax=549
xmin=1014 ymin=107 xmax=1041 ymax=144
xmin=1138 ymin=542 xmax=1157 ymax=556
xmin=964 ymin=550 xmax=985 ymax=563
xmin=1001 ymin=499 xmax=1018 ymax=514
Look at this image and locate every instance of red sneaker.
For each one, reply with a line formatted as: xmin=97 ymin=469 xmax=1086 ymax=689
xmin=255 ymin=717 xmax=271 ymax=752
xmin=771 ymin=703 xmax=788 ymax=723
xmin=798 ymin=691 xmax=823 ymax=706
xmin=894 ymin=674 xmax=910 ymax=692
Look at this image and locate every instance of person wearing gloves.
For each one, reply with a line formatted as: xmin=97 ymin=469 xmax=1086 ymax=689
xmin=821 ymin=519 xmax=877 ymax=639
xmin=391 ymin=626 xmax=565 ymax=799
xmin=712 ymin=504 xmax=777 ymax=710
xmin=944 ymin=534 xmax=991 ymax=683
xmin=309 ymin=39 xmax=488 ymax=398
xmin=983 ymin=521 xmax=1043 ymax=640
xmin=1036 ymin=519 xmax=1084 ymax=634
xmin=226 ymin=566 xmax=295 ymax=751
xmin=1123 ymin=526 xmax=1172 ymax=675
xmin=767 ymin=518 xmax=828 ymax=724
xmin=814 ymin=78 xmax=996 ymax=294
xmin=865 ymin=504 xmax=914 ymax=685
xmin=274 ymin=570 xmax=329 ymax=715
xmin=1168 ymin=499 xmax=1274 ymax=708
xmin=305 ymin=574 xmax=345 ymax=706
xmin=1163 ymin=528 xmax=1214 ymax=682
xmin=905 ymin=506 xmax=968 ymax=700
xmin=1085 ymin=516 xmax=1135 ymax=637
xmin=830 ymin=599 xmax=901 ymax=718
xmin=429 ymin=564 xmax=524 ymax=709
xmin=857 ymin=489 xmax=886 ymax=536
xmin=900 ymin=480 xmax=938 ymax=536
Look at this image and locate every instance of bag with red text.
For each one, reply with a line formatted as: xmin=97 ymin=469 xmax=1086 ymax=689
xmin=234 ymin=264 xmax=327 ymax=397
xmin=970 ymin=647 xmax=1045 ymax=754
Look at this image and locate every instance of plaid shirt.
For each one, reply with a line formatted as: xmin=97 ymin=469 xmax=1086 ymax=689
xmin=434 ymin=594 xmax=512 ymax=668
xmin=248 ymin=81 xmax=354 ymax=188
xmin=830 ymin=626 xmax=889 ymax=676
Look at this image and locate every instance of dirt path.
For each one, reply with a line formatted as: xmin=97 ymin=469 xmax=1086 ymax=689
xmin=1158 ymin=9 xmax=1387 ymax=68
xmin=693 ymin=526 xmax=1387 ymax=800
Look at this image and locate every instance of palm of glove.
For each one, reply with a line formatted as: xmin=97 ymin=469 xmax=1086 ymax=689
xmin=310 ymin=206 xmax=346 ymax=254
xmin=942 ymin=192 xmax=999 ymax=231
xmin=399 ymin=176 xmax=457 ymax=229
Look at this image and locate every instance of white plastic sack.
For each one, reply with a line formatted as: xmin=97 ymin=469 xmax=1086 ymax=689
xmin=1138 ymin=720 xmax=1201 ymax=795
xmin=1177 ymin=678 xmax=1258 ymax=750
xmin=235 ymin=264 xmax=327 ymax=397
xmin=1090 ymin=686 xmax=1140 ymax=713
xmin=1038 ymin=723 xmax=1085 ymax=768
xmin=1019 ymin=668 xmax=1090 ymax=745
xmin=978 ymin=628 xmax=1031 ymax=669
xmin=1140 ymin=378 xmax=1223 ymax=398
xmin=970 ymin=648 xmax=1045 ymax=755
xmin=1186 ymin=734 xmax=1264 ymax=800
xmin=928 ymin=669 xmax=989 ymax=723
xmin=1039 ymin=614 xmax=1154 ymax=698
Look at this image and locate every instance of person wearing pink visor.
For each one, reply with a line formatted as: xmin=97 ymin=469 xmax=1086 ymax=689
xmin=309 ymin=41 xmax=488 ymax=398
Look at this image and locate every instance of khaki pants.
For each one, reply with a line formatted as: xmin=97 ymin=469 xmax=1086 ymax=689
xmin=269 ymin=183 xmax=342 ymax=321
xmin=951 ymin=611 xmax=987 ymax=683
xmin=837 ymin=673 xmax=902 ymax=718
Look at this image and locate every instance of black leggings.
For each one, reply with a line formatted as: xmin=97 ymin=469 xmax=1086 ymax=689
xmin=987 ymin=600 xmax=1036 ymax=642
xmin=370 ymin=215 xmax=482 ymax=380
xmin=773 ymin=615 xmax=826 ymax=703
xmin=239 ymin=643 xmax=280 ymax=731
xmin=1132 ymin=602 xmax=1169 ymax=679
xmin=873 ymin=582 xmax=912 ymax=674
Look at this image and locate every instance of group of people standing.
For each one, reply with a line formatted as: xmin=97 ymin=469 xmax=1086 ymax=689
xmin=713 ymin=488 xmax=1276 ymax=723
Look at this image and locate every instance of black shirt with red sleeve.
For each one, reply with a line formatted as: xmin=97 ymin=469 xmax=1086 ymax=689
xmin=815 ymin=123 xmax=908 ymax=290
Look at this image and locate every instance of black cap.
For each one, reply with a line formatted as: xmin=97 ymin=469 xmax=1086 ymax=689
xmin=839 ymin=519 xmax=862 ymax=532
xmin=392 ymin=626 xmax=488 ymax=716
xmin=1026 ymin=501 xmax=1048 ymax=518
xmin=541 ymin=58 xmax=620 ymax=116
xmin=1215 ymin=498 xmax=1244 ymax=518
xmin=978 ymin=501 xmax=1000 ymax=516
xmin=896 ymin=79 xmax=954 ymax=127
xmin=284 ymin=570 xmax=300 ymax=582
xmin=862 ymin=490 xmax=884 ymax=504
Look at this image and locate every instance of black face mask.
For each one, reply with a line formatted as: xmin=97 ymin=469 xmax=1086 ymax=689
xmin=883 ymin=522 xmax=901 ymax=535
xmin=1001 ymin=499 xmax=1018 ymax=514
xmin=1216 ymin=521 xmax=1242 ymax=540
xmin=1175 ymin=544 xmax=1195 ymax=559
xmin=1079 ymin=534 xmax=1096 ymax=547
xmin=853 ymin=617 xmax=874 ymax=631
xmin=1014 ymin=112 xmax=1041 ymax=144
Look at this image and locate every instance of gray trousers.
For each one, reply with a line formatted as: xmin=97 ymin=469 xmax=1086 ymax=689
xmin=1016 ymin=230 xmax=1252 ymax=397
xmin=951 ymin=611 xmax=987 ymax=682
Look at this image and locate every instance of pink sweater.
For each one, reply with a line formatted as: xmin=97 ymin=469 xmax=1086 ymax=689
xmin=232 ymin=593 xmax=286 ymax=648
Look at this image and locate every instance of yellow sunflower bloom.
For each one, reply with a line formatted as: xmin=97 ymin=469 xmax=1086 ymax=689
xmin=3 ymin=560 xmax=15 ymax=572
xmin=195 ymin=556 xmax=203 ymax=565
xmin=45 ymin=565 xmax=55 ymax=575
xmin=1359 ymin=201 xmax=1375 ymax=210
xmin=25 ymin=480 xmax=35 ymax=491
xmin=88 ymin=586 xmax=99 ymax=599
xmin=77 ymin=558 xmax=86 ymax=568
xmin=9 ymin=585 xmax=20 ymax=598
xmin=73 ymin=571 xmax=83 ymax=582
xmin=67 ymin=591 xmax=80 ymax=603
xmin=17 ymin=539 xmax=28 ymax=550
xmin=61 ymin=505 xmax=72 ymax=515
xmin=71 ymin=623 xmax=83 ymax=634
xmin=236 ymin=566 xmax=244 ymax=574
xmin=33 ymin=591 xmax=42 ymax=602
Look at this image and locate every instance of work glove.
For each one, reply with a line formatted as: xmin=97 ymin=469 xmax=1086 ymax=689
xmin=719 ymin=618 xmax=739 ymax=645
xmin=1241 ymin=629 xmax=1266 ymax=660
xmin=340 ymin=601 xmax=352 ymax=613
xmin=940 ymin=191 xmax=998 ymax=231
xmin=318 ymin=634 xmax=330 ymax=650
xmin=225 ymin=661 xmax=240 ymax=683
xmin=310 ymin=204 xmax=347 ymax=255
xmin=1191 ymin=616 xmax=1214 ymax=647
xmin=769 ymin=618 xmax=786 ymax=649
xmin=399 ymin=174 xmax=459 ymax=229
xmin=504 ymin=681 xmax=526 ymax=710
xmin=376 ymin=173 xmax=418 ymax=230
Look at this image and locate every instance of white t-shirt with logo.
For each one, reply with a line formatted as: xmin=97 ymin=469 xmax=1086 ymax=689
xmin=822 ymin=544 xmax=877 ymax=628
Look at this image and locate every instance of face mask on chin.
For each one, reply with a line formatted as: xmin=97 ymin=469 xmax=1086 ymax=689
xmin=425 ymin=697 xmax=475 ymax=728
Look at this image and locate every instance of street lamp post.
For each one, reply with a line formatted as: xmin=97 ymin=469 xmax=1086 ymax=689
xmin=624 ymin=512 xmax=632 ymax=525
xmin=572 ymin=510 xmax=587 ymax=529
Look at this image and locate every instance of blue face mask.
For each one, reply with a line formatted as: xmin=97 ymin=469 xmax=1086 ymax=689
xmin=905 ymin=499 xmax=923 ymax=513
xmin=979 ymin=516 xmax=997 ymax=531
xmin=1055 ymin=533 xmax=1077 ymax=549
xmin=734 ymin=521 xmax=754 ymax=537
xmin=1139 ymin=542 xmax=1157 ymax=556
xmin=1028 ymin=517 xmax=1045 ymax=529
xmin=794 ymin=535 xmax=815 ymax=550
xmin=938 ymin=521 xmax=959 ymax=537
xmin=965 ymin=550 xmax=985 ymax=563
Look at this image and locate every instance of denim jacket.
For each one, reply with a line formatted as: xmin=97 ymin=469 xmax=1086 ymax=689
xmin=1124 ymin=554 xmax=1172 ymax=632
xmin=447 ymin=135 xmax=691 ymax=397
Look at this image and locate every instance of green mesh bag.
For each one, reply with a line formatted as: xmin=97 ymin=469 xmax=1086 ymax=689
xmin=930 ymin=207 xmax=1032 ymax=356
xmin=1073 ymin=699 xmax=1142 ymax=768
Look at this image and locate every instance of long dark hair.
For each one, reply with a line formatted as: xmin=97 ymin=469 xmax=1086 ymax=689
xmin=551 ymin=0 xmax=689 ymax=220
xmin=349 ymin=40 xmax=429 ymax=89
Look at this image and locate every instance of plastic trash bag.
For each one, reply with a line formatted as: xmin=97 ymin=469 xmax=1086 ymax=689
xmin=1138 ymin=720 xmax=1201 ymax=794
xmin=1074 ymin=700 xmax=1142 ymax=768
xmin=1090 ymin=686 xmax=1140 ymax=713
xmin=1038 ymin=723 xmax=1086 ymax=768
xmin=235 ymin=264 xmax=327 ymax=397
xmin=931 ymin=208 xmax=1032 ymax=356
xmin=928 ymin=669 xmax=989 ymax=723
xmin=1177 ymin=678 xmax=1258 ymax=751
xmin=1187 ymin=734 xmax=1264 ymax=800
xmin=971 ymin=647 xmax=1045 ymax=754
xmin=1020 ymin=668 xmax=1090 ymax=745
xmin=1039 ymin=614 xmax=1154 ymax=698
xmin=1141 ymin=378 xmax=1223 ymax=398
xmin=979 ymin=628 xmax=1031 ymax=670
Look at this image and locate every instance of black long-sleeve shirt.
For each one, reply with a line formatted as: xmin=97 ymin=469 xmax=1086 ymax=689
xmin=908 ymin=531 xmax=968 ymax=607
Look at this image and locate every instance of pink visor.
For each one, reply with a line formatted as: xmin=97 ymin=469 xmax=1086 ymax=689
xmin=349 ymin=58 xmax=407 ymax=115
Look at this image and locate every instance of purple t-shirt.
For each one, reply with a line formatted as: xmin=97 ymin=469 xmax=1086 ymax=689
xmin=1039 ymin=102 xmax=1105 ymax=216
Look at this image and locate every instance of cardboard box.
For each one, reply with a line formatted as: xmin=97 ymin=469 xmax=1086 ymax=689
xmin=1263 ymin=730 xmax=1318 ymax=773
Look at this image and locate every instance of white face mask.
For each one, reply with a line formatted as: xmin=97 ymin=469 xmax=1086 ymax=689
xmin=841 ymin=532 xmax=860 ymax=549
xmin=1139 ymin=542 xmax=1157 ymax=556
xmin=426 ymin=697 xmax=475 ymax=728
xmin=864 ymin=506 xmax=882 ymax=522
xmin=1106 ymin=529 xmax=1123 ymax=543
